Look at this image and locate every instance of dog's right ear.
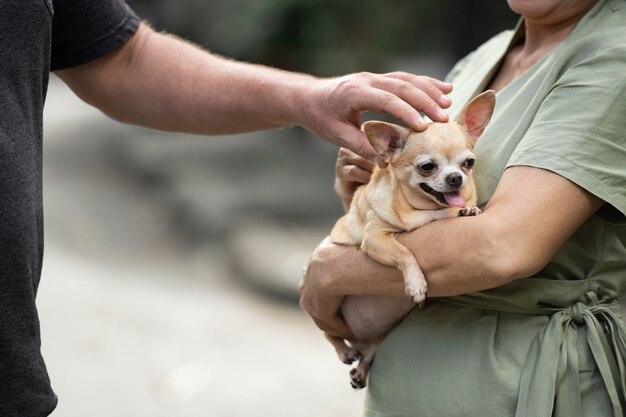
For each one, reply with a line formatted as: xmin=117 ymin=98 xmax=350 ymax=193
xmin=455 ymin=90 xmax=496 ymax=146
xmin=363 ymin=121 xmax=410 ymax=163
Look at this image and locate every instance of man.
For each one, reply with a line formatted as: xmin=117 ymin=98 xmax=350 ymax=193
xmin=1 ymin=1 xmax=451 ymax=415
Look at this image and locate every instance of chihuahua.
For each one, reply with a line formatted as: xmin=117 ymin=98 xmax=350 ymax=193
xmin=326 ymin=90 xmax=496 ymax=389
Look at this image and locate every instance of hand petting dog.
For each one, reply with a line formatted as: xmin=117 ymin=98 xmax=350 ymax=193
xmin=297 ymin=72 xmax=453 ymax=164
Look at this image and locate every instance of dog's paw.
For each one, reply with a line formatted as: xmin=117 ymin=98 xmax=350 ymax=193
xmin=339 ymin=349 xmax=362 ymax=365
xmin=458 ymin=206 xmax=482 ymax=217
xmin=350 ymin=368 xmax=367 ymax=390
xmin=405 ymin=280 xmax=427 ymax=306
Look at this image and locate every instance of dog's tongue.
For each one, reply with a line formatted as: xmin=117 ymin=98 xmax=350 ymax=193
xmin=443 ymin=192 xmax=466 ymax=208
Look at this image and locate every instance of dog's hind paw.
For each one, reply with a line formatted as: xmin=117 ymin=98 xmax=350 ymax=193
xmin=350 ymin=368 xmax=367 ymax=390
xmin=340 ymin=349 xmax=362 ymax=365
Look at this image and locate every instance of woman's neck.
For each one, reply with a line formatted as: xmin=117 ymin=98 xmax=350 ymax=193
xmin=519 ymin=0 xmax=598 ymax=56
xmin=510 ymin=23 xmax=575 ymax=74
xmin=522 ymin=10 xmax=589 ymax=55
xmin=487 ymin=1 xmax=597 ymax=92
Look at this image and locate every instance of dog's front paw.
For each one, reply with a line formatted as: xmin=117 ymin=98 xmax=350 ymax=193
xmin=458 ymin=206 xmax=482 ymax=217
xmin=405 ymin=280 xmax=427 ymax=306
xmin=350 ymin=368 xmax=367 ymax=390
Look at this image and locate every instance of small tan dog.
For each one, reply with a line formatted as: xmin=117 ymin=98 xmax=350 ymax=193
xmin=327 ymin=90 xmax=495 ymax=389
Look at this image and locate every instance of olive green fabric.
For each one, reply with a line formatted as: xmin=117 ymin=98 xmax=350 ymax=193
xmin=364 ymin=1 xmax=626 ymax=416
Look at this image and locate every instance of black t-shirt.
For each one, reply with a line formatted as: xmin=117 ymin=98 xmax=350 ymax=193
xmin=0 ymin=1 xmax=139 ymax=415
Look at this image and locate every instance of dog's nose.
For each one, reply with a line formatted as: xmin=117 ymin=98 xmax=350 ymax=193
xmin=446 ymin=173 xmax=463 ymax=188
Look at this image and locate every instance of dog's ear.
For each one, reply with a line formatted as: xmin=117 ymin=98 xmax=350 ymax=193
xmin=363 ymin=121 xmax=411 ymax=163
xmin=456 ymin=90 xmax=496 ymax=145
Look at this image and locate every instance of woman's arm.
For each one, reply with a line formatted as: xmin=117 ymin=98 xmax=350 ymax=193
xmin=55 ymin=24 xmax=452 ymax=162
xmin=299 ymin=165 xmax=604 ymax=337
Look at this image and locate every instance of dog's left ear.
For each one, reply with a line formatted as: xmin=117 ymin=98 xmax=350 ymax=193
xmin=363 ymin=121 xmax=410 ymax=163
xmin=456 ymin=90 xmax=496 ymax=145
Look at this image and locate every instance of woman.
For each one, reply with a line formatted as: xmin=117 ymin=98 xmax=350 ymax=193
xmin=299 ymin=0 xmax=626 ymax=416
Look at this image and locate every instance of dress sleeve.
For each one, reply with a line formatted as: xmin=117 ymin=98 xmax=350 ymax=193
xmin=50 ymin=0 xmax=141 ymax=71
xmin=506 ymin=42 xmax=626 ymax=223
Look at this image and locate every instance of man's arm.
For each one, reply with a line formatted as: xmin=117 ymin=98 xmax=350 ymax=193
xmin=55 ymin=23 xmax=452 ymax=161
xmin=298 ymin=165 xmax=603 ymax=338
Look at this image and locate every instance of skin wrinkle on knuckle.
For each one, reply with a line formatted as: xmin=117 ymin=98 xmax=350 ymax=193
xmin=337 ymin=77 xmax=367 ymax=100
xmin=420 ymin=82 xmax=441 ymax=98
xmin=398 ymin=81 xmax=412 ymax=94
xmin=419 ymin=99 xmax=440 ymax=116
xmin=346 ymin=165 xmax=359 ymax=179
xmin=339 ymin=166 xmax=351 ymax=180
xmin=412 ymin=88 xmax=434 ymax=105
xmin=379 ymin=92 xmax=399 ymax=113
xmin=354 ymin=141 xmax=373 ymax=159
xmin=357 ymin=71 xmax=373 ymax=82
xmin=387 ymin=71 xmax=408 ymax=80
xmin=346 ymin=169 xmax=361 ymax=183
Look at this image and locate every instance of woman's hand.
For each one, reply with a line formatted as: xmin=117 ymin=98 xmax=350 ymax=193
xmin=299 ymin=236 xmax=407 ymax=338
xmin=334 ymin=148 xmax=375 ymax=210
xmin=299 ymin=237 xmax=356 ymax=340
xmin=294 ymin=72 xmax=452 ymax=162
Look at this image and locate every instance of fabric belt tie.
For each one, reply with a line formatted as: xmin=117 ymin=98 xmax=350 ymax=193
xmin=439 ymin=289 xmax=626 ymax=417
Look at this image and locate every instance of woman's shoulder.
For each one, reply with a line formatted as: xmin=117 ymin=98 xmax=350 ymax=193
xmin=559 ymin=0 xmax=626 ymax=61
xmin=554 ymin=26 xmax=626 ymax=76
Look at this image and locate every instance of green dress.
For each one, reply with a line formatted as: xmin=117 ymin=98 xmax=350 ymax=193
xmin=364 ymin=1 xmax=626 ymax=416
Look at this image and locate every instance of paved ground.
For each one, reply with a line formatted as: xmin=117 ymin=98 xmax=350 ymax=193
xmin=39 ymin=77 xmax=364 ymax=417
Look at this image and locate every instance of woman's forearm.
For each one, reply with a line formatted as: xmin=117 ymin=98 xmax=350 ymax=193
xmin=398 ymin=214 xmax=514 ymax=297
xmin=311 ymin=166 xmax=604 ymax=299
xmin=314 ymin=214 xmax=511 ymax=300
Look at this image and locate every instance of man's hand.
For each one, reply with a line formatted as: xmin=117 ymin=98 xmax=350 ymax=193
xmin=334 ymin=148 xmax=375 ymax=210
xmin=295 ymin=72 xmax=452 ymax=162
xmin=298 ymin=237 xmax=356 ymax=340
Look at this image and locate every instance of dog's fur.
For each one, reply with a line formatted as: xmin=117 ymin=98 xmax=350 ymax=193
xmin=327 ymin=91 xmax=496 ymax=389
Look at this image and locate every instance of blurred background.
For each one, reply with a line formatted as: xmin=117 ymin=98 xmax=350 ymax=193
xmin=40 ymin=1 xmax=517 ymax=416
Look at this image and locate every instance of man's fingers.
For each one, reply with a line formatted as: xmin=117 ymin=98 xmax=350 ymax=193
xmin=304 ymin=72 xmax=453 ymax=162
xmin=375 ymin=74 xmax=452 ymax=109
xmin=385 ymin=72 xmax=453 ymax=95
xmin=425 ymin=76 xmax=453 ymax=94
xmin=367 ymin=77 xmax=450 ymax=125
xmin=351 ymin=89 xmax=429 ymax=132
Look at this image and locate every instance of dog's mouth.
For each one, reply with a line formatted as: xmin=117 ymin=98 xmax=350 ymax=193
xmin=420 ymin=184 xmax=466 ymax=208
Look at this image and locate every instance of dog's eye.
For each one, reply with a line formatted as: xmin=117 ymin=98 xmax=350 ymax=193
xmin=419 ymin=162 xmax=437 ymax=173
xmin=463 ymin=159 xmax=475 ymax=169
